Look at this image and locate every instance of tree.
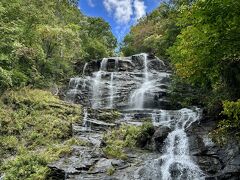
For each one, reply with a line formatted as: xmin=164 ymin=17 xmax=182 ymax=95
xmin=168 ymin=0 xmax=240 ymax=100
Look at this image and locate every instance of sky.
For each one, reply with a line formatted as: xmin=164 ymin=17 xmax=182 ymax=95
xmin=79 ymin=0 xmax=161 ymax=43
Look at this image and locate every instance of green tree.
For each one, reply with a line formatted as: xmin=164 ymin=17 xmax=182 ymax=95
xmin=168 ymin=0 xmax=240 ymax=100
xmin=0 ymin=0 xmax=116 ymax=92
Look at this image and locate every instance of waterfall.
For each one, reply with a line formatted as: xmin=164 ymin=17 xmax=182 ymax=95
xmin=100 ymin=58 xmax=108 ymax=71
xmin=115 ymin=58 xmax=119 ymax=71
xmin=82 ymin=108 xmax=90 ymax=130
xmin=138 ymin=108 xmax=204 ymax=180
xmin=129 ymin=53 xmax=151 ymax=109
xmin=92 ymin=71 xmax=102 ymax=109
xmin=142 ymin=53 xmax=149 ymax=81
xmin=65 ymin=53 xmax=205 ymax=179
xmin=65 ymin=77 xmax=81 ymax=103
xmin=82 ymin=63 xmax=88 ymax=76
xmin=92 ymin=58 xmax=108 ymax=109
xmin=159 ymin=108 xmax=204 ymax=180
xmin=109 ymin=72 xmax=114 ymax=108
xmin=129 ymin=80 xmax=154 ymax=109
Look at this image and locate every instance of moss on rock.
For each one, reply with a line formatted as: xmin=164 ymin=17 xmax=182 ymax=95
xmin=102 ymin=122 xmax=154 ymax=160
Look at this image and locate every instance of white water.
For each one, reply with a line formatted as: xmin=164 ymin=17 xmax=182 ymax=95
xmin=109 ymin=72 xmax=114 ymax=108
xmin=160 ymin=108 xmax=204 ymax=180
xmin=91 ymin=58 xmax=108 ymax=109
xmin=138 ymin=108 xmax=204 ymax=180
xmin=142 ymin=53 xmax=149 ymax=81
xmin=82 ymin=108 xmax=90 ymax=130
xmin=82 ymin=63 xmax=88 ymax=76
xmin=92 ymin=71 xmax=102 ymax=109
xmin=65 ymin=77 xmax=82 ymax=103
xmin=65 ymin=54 xmax=204 ymax=179
xmin=129 ymin=80 xmax=154 ymax=109
xmin=100 ymin=58 xmax=108 ymax=71
xmin=129 ymin=53 xmax=151 ymax=109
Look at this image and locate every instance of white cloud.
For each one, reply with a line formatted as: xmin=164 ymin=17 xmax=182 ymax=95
xmin=103 ymin=0 xmax=133 ymax=24
xmin=88 ymin=0 xmax=95 ymax=7
xmin=134 ymin=0 xmax=146 ymax=20
xmin=103 ymin=0 xmax=146 ymax=24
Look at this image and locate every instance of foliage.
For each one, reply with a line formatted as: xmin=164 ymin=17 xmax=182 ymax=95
xmin=0 ymin=88 xmax=85 ymax=179
xmin=97 ymin=110 xmax=121 ymax=123
xmin=106 ymin=167 xmax=116 ymax=176
xmin=122 ymin=0 xmax=240 ymax=142
xmin=121 ymin=2 xmax=183 ymax=59
xmin=0 ymin=67 xmax=12 ymax=91
xmin=168 ymin=0 xmax=240 ymax=102
xmin=2 ymin=154 xmax=49 ymax=180
xmin=211 ymin=99 xmax=240 ymax=145
xmin=0 ymin=0 xmax=116 ymax=92
xmin=102 ymin=122 xmax=154 ymax=159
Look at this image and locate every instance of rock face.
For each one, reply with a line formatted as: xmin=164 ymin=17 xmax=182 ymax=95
xmin=65 ymin=53 xmax=180 ymax=110
xmin=53 ymin=53 xmax=240 ymax=180
xmin=187 ymin=118 xmax=240 ymax=180
xmin=151 ymin=126 xmax=171 ymax=151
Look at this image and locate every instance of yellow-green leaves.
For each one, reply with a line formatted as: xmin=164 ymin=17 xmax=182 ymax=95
xmin=211 ymin=99 xmax=240 ymax=145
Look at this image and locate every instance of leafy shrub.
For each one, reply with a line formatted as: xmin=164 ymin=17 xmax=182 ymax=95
xmin=2 ymin=154 xmax=49 ymax=180
xmin=0 ymin=88 xmax=83 ymax=179
xmin=102 ymin=122 xmax=154 ymax=159
xmin=211 ymin=99 xmax=240 ymax=145
xmin=0 ymin=67 xmax=12 ymax=92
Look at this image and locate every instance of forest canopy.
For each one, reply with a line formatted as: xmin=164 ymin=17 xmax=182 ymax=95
xmin=0 ymin=0 xmax=116 ymax=92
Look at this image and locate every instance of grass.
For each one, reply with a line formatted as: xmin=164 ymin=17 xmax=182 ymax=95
xmin=0 ymin=87 xmax=85 ymax=179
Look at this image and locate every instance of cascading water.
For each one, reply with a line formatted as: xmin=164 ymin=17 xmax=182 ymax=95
xmin=129 ymin=53 xmax=152 ymax=109
xmin=82 ymin=62 xmax=88 ymax=76
xmin=92 ymin=71 xmax=102 ymax=109
xmin=82 ymin=108 xmax=90 ymax=130
xmin=143 ymin=53 xmax=149 ymax=81
xmin=109 ymin=72 xmax=114 ymax=108
xmin=91 ymin=58 xmax=109 ymax=109
xmin=135 ymin=108 xmax=204 ymax=180
xmin=160 ymin=108 xmax=204 ymax=180
xmin=65 ymin=53 xmax=204 ymax=179
xmin=65 ymin=77 xmax=81 ymax=103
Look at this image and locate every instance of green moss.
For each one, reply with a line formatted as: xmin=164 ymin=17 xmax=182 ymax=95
xmin=102 ymin=122 xmax=154 ymax=159
xmin=107 ymin=167 xmax=116 ymax=176
xmin=97 ymin=110 xmax=121 ymax=123
xmin=64 ymin=137 xmax=91 ymax=147
xmin=0 ymin=87 xmax=83 ymax=179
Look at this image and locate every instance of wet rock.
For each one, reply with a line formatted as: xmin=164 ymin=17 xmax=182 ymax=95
xmin=151 ymin=126 xmax=171 ymax=151
xmin=118 ymin=59 xmax=134 ymax=72
xmin=188 ymin=117 xmax=240 ymax=180
xmin=90 ymin=158 xmax=125 ymax=174
xmin=148 ymin=59 xmax=166 ymax=72
xmin=86 ymin=119 xmax=116 ymax=130
xmin=48 ymin=146 xmax=104 ymax=178
xmin=136 ymin=125 xmax=155 ymax=149
xmin=196 ymin=155 xmax=223 ymax=175
xmin=47 ymin=167 xmax=66 ymax=180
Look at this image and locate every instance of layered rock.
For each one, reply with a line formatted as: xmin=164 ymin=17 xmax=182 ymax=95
xmin=65 ymin=53 xmax=178 ymax=110
xmin=55 ymin=53 xmax=240 ymax=180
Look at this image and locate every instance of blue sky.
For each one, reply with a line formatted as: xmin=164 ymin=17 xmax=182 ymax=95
xmin=79 ymin=0 xmax=161 ymax=43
